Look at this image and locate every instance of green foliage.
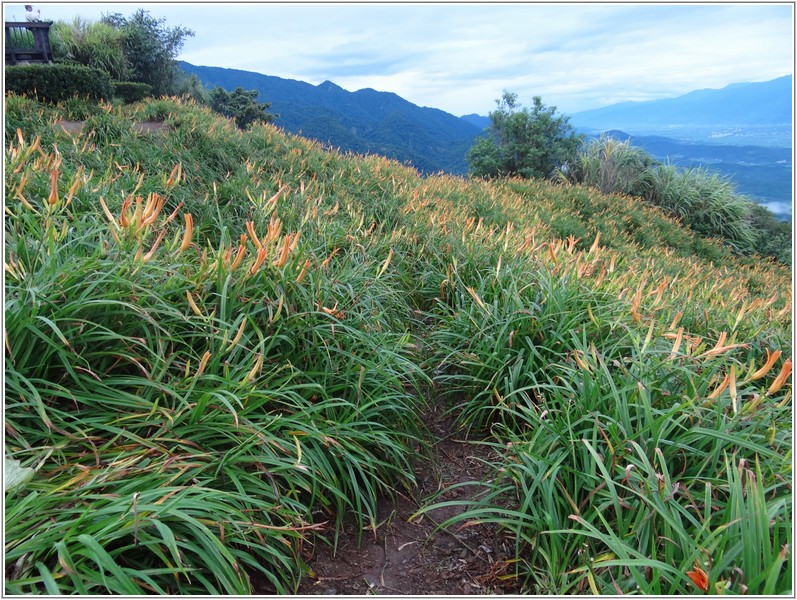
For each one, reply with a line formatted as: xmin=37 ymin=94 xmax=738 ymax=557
xmin=50 ymin=12 xmax=193 ymax=99
xmin=56 ymin=95 xmax=102 ymax=120
xmin=82 ymin=107 xmax=133 ymax=145
xmin=50 ymin=18 xmax=129 ymax=80
xmin=111 ymin=81 xmax=153 ymax=104
xmin=644 ymin=164 xmax=756 ymax=253
xmin=4 ymin=94 xmax=51 ymax=143
xmin=175 ymin=71 xmax=209 ymax=104
xmin=4 ymin=64 xmax=112 ymax=103
xmin=101 ymin=9 xmax=194 ymax=96
xmin=466 ymin=136 xmax=501 ymax=179
xmin=747 ymin=203 xmax=792 ymax=265
xmin=6 ymin=27 xmax=35 ymax=50
xmin=421 ymin=287 xmax=791 ymax=594
xmin=468 ymin=91 xmax=582 ymax=179
xmin=4 ymin=95 xmax=791 ymax=595
xmin=209 ymin=86 xmax=275 ymax=130
xmin=5 ymin=96 xmax=426 ymax=594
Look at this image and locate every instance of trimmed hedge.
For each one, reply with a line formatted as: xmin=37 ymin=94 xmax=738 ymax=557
xmin=5 ymin=63 xmax=112 ymax=103
xmin=111 ymin=81 xmax=153 ymax=104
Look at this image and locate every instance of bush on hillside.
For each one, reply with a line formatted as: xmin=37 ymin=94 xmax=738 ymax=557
xmin=175 ymin=71 xmax=209 ymax=104
xmin=557 ymin=135 xmax=655 ymax=196
xmin=209 ymin=86 xmax=276 ymax=130
xmin=111 ymin=81 xmax=153 ymax=103
xmin=101 ymin=10 xmax=194 ymax=97
xmin=4 ymin=63 xmax=112 ymax=103
xmin=748 ymin=203 xmax=792 ymax=265
xmin=644 ymin=164 xmax=756 ymax=253
xmin=51 ymin=11 xmax=193 ymax=98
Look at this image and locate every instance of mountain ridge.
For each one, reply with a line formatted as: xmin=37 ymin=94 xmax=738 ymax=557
xmin=569 ymin=75 xmax=792 ymax=136
xmin=179 ymin=61 xmax=481 ymax=174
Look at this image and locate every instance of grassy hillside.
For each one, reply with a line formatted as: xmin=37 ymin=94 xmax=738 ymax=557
xmin=5 ymin=96 xmax=792 ymax=595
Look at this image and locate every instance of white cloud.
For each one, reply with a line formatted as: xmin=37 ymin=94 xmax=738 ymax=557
xmin=19 ymin=2 xmax=794 ymax=116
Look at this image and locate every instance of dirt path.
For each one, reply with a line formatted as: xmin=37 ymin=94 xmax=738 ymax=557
xmin=287 ymin=409 xmax=520 ymax=596
xmin=56 ymin=120 xmax=168 ymax=135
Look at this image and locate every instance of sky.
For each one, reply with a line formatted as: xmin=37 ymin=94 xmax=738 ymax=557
xmin=4 ymin=2 xmax=794 ymax=116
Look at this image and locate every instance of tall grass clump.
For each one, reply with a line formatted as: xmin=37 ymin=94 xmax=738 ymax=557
xmin=418 ymin=222 xmax=791 ymax=593
xmin=557 ymin=135 xmax=654 ymax=196
xmin=50 ymin=18 xmax=129 ymax=81
xmin=644 ymin=164 xmax=757 ymax=253
xmin=5 ymin=96 xmax=428 ymax=594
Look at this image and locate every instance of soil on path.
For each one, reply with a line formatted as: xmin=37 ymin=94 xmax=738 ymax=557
xmin=282 ymin=408 xmax=521 ymax=596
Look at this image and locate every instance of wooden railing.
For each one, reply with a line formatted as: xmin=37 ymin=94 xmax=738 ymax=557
xmin=5 ymin=21 xmax=53 ymax=65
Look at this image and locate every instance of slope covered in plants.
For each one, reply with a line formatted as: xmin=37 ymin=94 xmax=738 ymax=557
xmin=4 ymin=96 xmax=792 ymax=594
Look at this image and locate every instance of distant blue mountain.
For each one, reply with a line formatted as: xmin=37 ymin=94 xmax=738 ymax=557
xmin=570 ymin=75 xmax=792 ymax=140
xmin=179 ymin=61 xmax=482 ymax=174
xmin=460 ymin=113 xmax=490 ymax=130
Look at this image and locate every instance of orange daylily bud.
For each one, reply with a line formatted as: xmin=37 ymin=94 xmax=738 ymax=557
xmin=179 ymin=213 xmax=193 ymax=252
xmin=749 ymin=349 xmax=782 ymax=381
xmin=767 ymin=359 xmax=792 ymax=396
xmin=47 ymin=169 xmax=59 ymax=206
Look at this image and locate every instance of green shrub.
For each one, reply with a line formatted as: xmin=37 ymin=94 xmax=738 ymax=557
xmin=101 ymin=10 xmax=194 ymax=97
xmin=209 ymin=86 xmax=275 ymax=130
xmin=112 ymin=81 xmax=153 ymax=103
xmin=174 ymin=71 xmax=209 ymax=104
xmin=5 ymin=63 xmax=112 ymax=103
xmin=748 ymin=203 xmax=792 ymax=264
xmin=468 ymin=92 xmax=582 ymax=179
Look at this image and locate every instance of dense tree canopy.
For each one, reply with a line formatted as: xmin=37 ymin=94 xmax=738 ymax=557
xmin=101 ymin=9 xmax=194 ymax=96
xmin=468 ymin=92 xmax=582 ymax=180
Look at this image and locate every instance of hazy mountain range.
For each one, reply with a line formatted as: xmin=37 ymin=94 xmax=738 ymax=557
xmin=179 ymin=62 xmax=792 ymax=219
xmin=569 ymin=76 xmax=792 ymax=146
